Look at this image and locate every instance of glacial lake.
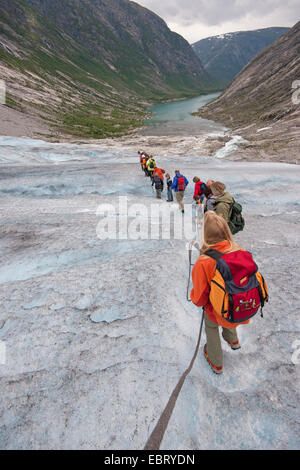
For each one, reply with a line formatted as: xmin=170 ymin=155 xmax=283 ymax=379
xmin=142 ymin=92 xmax=225 ymax=136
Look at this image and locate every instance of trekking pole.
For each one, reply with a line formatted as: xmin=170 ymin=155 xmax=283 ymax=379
xmin=186 ymin=242 xmax=194 ymax=302
xmin=196 ymin=202 xmax=205 ymax=243
xmin=186 ymin=203 xmax=204 ymax=302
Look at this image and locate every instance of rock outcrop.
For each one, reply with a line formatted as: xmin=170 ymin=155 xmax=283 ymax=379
xmin=197 ymin=22 xmax=300 ymax=163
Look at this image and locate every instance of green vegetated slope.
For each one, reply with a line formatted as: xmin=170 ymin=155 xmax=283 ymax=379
xmin=0 ymin=0 xmax=214 ymax=139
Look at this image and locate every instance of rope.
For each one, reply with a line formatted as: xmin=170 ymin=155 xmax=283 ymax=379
xmin=144 ymin=310 xmax=204 ymax=450
xmin=140 ymin=160 xmax=206 ymax=450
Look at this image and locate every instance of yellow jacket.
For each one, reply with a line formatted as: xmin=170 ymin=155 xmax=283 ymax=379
xmin=146 ymin=158 xmax=156 ymax=171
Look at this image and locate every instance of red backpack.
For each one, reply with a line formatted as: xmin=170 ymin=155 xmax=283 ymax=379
xmin=177 ymin=176 xmax=185 ymax=191
xmin=205 ymin=249 xmax=269 ymax=324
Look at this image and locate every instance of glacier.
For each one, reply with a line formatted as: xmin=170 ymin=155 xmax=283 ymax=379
xmin=0 ymin=134 xmax=299 ymax=450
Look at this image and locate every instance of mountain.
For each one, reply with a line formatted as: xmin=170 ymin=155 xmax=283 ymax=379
xmin=192 ymin=27 xmax=289 ymax=87
xmin=196 ymin=22 xmax=300 ymax=163
xmin=0 ymin=0 xmax=212 ymax=139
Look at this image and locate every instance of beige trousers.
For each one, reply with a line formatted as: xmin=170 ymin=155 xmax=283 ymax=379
xmin=176 ymin=191 xmax=185 ymax=211
xmin=204 ymin=313 xmax=239 ymax=368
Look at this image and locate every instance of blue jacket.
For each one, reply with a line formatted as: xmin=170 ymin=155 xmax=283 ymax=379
xmin=171 ymin=174 xmax=189 ymax=192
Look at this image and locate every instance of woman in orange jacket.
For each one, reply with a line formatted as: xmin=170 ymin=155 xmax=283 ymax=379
xmin=190 ymin=211 xmax=250 ymax=374
xmin=153 ymin=167 xmax=165 ymax=180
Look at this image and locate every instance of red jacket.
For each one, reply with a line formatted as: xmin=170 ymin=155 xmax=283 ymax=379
xmin=193 ymin=181 xmax=205 ymax=200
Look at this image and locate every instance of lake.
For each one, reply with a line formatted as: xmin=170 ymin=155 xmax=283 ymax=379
xmin=142 ymin=93 xmax=225 ymax=136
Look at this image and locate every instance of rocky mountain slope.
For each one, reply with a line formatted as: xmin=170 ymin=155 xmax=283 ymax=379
xmin=192 ymin=27 xmax=289 ymax=87
xmin=196 ymin=22 xmax=300 ymax=164
xmin=0 ymin=0 xmax=212 ymax=139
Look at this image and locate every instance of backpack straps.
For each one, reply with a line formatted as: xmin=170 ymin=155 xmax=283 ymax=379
xmin=204 ymin=249 xmax=223 ymax=261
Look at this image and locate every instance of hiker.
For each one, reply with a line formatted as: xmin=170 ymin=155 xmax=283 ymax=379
xmin=146 ymin=154 xmax=152 ymax=176
xmin=206 ymin=179 xmax=214 ymax=188
xmin=146 ymin=156 xmax=157 ymax=182
xmin=138 ymin=150 xmax=144 ymax=169
xmin=138 ymin=151 xmax=144 ymax=170
xmin=153 ymin=167 xmax=165 ymax=181
xmin=153 ymin=175 xmax=164 ymax=199
xmin=140 ymin=152 xmax=146 ymax=173
xmin=193 ymin=177 xmax=206 ymax=203
xmin=152 ymin=168 xmax=165 ymax=190
xmin=141 ymin=154 xmax=148 ymax=176
xmin=165 ymin=173 xmax=173 ymax=202
xmin=171 ymin=170 xmax=189 ymax=213
xmin=190 ymin=211 xmax=268 ymax=374
xmin=203 ymin=184 xmax=212 ymax=199
xmin=203 ymin=185 xmax=217 ymax=212
xmin=211 ymin=181 xmax=234 ymax=223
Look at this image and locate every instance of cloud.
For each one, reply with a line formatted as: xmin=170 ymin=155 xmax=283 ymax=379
xmin=135 ymin=0 xmax=300 ymax=41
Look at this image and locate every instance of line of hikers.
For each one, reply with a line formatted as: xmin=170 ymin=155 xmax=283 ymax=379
xmin=139 ymin=150 xmax=188 ymax=213
xmin=138 ymin=150 xmax=243 ymax=229
xmin=138 ymin=150 xmax=269 ymax=376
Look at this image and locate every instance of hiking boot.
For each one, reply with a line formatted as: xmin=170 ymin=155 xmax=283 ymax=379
xmin=227 ymin=340 xmax=241 ymax=350
xmin=222 ymin=334 xmax=241 ymax=350
xmin=204 ymin=344 xmax=223 ymax=375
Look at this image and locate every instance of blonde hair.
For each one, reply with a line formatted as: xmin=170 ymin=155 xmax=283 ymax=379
xmin=201 ymin=211 xmax=240 ymax=254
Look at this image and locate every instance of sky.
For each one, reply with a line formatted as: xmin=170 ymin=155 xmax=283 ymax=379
xmin=134 ymin=0 xmax=300 ymax=43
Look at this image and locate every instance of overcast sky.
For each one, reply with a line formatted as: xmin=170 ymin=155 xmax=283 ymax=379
xmin=135 ymin=0 xmax=300 ymax=43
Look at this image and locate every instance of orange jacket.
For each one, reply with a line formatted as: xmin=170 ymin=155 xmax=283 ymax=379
xmin=153 ymin=168 xmax=165 ymax=180
xmin=190 ymin=240 xmax=250 ymax=329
